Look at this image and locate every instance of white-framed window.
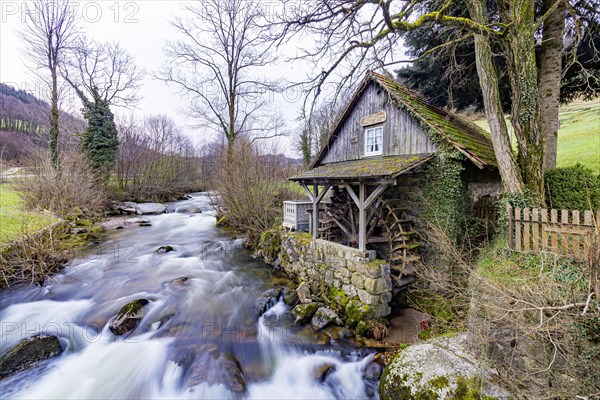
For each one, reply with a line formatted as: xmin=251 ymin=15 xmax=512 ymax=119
xmin=364 ymin=125 xmax=383 ymax=156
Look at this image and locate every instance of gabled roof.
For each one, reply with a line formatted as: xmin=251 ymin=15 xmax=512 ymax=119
xmin=311 ymin=71 xmax=497 ymax=169
xmin=291 ymin=153 xmax=434 ymax=182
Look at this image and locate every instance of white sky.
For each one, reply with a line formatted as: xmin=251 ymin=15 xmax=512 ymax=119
xmin=0 ymin=1 xmax=404 ymax=156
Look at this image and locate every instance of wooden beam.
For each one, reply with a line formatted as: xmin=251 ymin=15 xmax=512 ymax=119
xmin=300 ymin=183 xmax=315 ymax=200
xmin=343 ymin=183 xmax=360 ymax=207
xmin=312 ymin=183 xmax=319 ymax=239
xmin=364 ymin=183 xmax=388 ymax=209
xmin=315 ymin=183 xmax=331 ymax=204
xmin=359 ymin=182 xmax=367 ymax=252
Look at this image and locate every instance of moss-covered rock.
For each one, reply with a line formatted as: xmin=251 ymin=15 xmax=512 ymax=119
xmin=327 ymin=286 xmax=349 ymax=315
xmin=109 ymin=299 xmax=149 ymax=335
xmin=292 ymin=302 xmax=323 ymax=324
xmin=311 ymin=307 xmax=342 ymax=331
xmin=379 ymin=334 xmax=512 ymax=400
xmin=0 ymin=335 xmax=63 ymax=379
xmin=344 ymin=299 xmax=372 ymax=328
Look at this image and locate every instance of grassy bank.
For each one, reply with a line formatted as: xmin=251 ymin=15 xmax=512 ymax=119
xmin=0 ymin=183 xmax=57 ymax=245
xmin=473 ymin=99 xmax=600 ymax=173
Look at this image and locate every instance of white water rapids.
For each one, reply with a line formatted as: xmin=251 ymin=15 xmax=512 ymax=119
xmin=0 ymin=194 xmax=378 ymax=399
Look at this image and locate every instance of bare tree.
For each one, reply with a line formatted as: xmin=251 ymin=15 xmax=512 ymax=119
xmin=64 ymin=37 xmax=144 ymax=107
xmin=296 ymin=99 xmax=342 ymax=165
xmin=18 ymin=0 xmax=77 ymax=169
xmin=159 ymin=0 xmax=283 ymax=151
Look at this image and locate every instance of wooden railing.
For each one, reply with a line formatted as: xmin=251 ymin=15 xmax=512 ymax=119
xmin=506 ymin=204 xmax=598 ymax=261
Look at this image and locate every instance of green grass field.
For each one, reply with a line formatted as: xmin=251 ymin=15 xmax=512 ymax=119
xmin=473 ymin=100 xmax=600 ymax=173
xmin=0 ymin=183 xmax=57 ymax=245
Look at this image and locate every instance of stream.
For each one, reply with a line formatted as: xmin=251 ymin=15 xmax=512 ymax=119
xmin=0 ymin=193 xmax=379 ymax=399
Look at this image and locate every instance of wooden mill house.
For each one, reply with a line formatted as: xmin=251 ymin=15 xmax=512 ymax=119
xmin=283 ymin=71 xmax=501 ymax=289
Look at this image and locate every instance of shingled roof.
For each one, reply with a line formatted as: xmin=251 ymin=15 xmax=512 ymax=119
xmin=311 ymin=71 xmax=497 ymax=169
xmin=291 ymin=153 xmax=434 ymax=182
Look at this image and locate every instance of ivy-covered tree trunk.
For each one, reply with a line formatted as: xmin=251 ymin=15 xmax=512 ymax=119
xmin=80 ymin=97 xmax=118 ymax=176
xmin=539 ymin=0 xmax=565 ymax=171
xmin=467 ymin=0 xmax=523 ymax=194
xmin=505 ymin=0 xmax=545 ymax=201
xmin=50 ymin=61 xmax=60 ymax=170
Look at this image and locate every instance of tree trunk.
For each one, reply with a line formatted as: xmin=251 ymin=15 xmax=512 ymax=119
xmin=467 ymin=0 xmax=523 ymax=194
xmin=505 ymin=0 xmax=545 ymax=201
xmin=539 ymin=0 xmax=565 ymax=171
xmin=50 ymin=64 xmax=60 ymax=171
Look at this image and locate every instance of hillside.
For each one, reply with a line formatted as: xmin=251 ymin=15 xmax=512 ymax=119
xmin=0 ymin=83 xmax=84 ymax=163
xmin=472 ymin=100 xmax=600 ymax=173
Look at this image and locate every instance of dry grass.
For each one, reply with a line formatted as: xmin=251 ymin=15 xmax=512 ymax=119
xmin=13 ymin=152 xmax=107 ymax=218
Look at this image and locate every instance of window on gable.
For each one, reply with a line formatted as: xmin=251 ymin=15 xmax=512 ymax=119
xmin=364 ymin=126 xmax=383 ymax=156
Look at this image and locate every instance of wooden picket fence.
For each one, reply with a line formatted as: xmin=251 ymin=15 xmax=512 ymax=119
xmin=506 ymin=204 xmax=598 ymax=261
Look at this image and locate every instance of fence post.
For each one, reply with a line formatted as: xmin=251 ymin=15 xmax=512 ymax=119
xmin=583 ymin=210 xmax=593 ymax=261
xmin=523 ymin=208 xmax=531 ymax=251
xmin=550 ymin=209 xmax=558 ymax=253
xmin=541 ymin=209 xmax=549 ymax=250
xmin=572 ymin=210 xmax=580 ymax=260
xmin=515 ymin=207 xmax=522 ymax=251
xmin=561 ymin=210 xmax=570 ymax=256
xmin=532 ymin=208 xmax=539 ymax=252
xmin=506 ymin=203 xmax=514 ymax=249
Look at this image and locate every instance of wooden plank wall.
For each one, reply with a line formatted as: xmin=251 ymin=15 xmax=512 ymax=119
xmin=506 ymin=204 xmax=598 ymax=261
xmin=321 ymin=82 xmax=437 ymax=165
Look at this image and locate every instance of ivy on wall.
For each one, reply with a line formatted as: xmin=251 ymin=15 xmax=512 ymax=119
xmin=421 ymin=156 xmax=470 ymax=243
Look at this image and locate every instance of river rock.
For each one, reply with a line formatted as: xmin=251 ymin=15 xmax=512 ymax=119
xmin=135 ymin=203 xmax=166 ymax=215
xmin=296 ymin=282 xmax=312 ymax=304
xmin=109 ymin=299 xmax=149 ymax=336
xmin=156 ymin=245 xmax=174 ymax=254
xmin=312 ymin=362 xmax=336 ymax=382
xmin=101 ymin=217 xmax=151 ymax=230
xmin=0 ymin=335 xmax=63 ymax=379
xmin=322 ymin=326 xmax=354 ymax=340
xmin=364 ymin=361 xmax=383 ymax=381
xmin=379 ymin=333 xmax=512 ymax=399
xmin=187 ymin=352 xmax=246 ymax=394
xmin=176 ymin=205 xmax=201 ymax=214
xmin=169 ymin=277 xmax=190 ymax=291
xmin=282 ymin=286 xmax=298 ymax=307
xmin=311 ymin=307 xmax=342 ymax=331
xmin=256 ymin=288 xmax=281 ymax=317
xmin=292 ymin=302 xmax=322 ymax=325
xmin=116 ymin=201 xmax=138 ymax=214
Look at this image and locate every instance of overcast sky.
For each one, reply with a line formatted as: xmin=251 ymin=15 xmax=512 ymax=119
xmin=0 ymin=1 xmax=403 ymax=156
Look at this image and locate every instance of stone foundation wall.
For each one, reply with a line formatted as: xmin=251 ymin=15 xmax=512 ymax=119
xmin=281 ymin=233 xmax=392 ymax=319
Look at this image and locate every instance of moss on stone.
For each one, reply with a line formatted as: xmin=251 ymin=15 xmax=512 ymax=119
xmin=292 ymin=302 xmax=322 ymax=324
xmin=327 ymin=286 xmax=349 ymax=314
xmin=344 ymin=299 xmax=372 ymax=328
xmin=291 ymin=232 xmax=313 ymax=246
xmin=356 ymin=320 xmax=371 ymax=337
xmin=258 ymin=228 xmax=282 ymax=263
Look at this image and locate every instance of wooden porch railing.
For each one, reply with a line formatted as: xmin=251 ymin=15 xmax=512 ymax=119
xmin=506 ymin=204 xmax=598 ymax=261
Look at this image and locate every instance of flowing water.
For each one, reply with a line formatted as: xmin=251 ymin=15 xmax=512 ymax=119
xmin=0 ymin=194 xmax=378 ymax=399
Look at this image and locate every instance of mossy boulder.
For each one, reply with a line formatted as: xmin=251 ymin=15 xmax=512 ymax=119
xmin=327 ymin=286 xmax=349 ymax=315
xmin=109 ymin=299 xmax=149 ymax=335
xmin=311 ymin=307 xmax=342 ymax=331
xmin=0 ymin=335 xmax=63 ymax=379
xmin=379 ymin=334 xmax=512 ymax=400
xmin=292 ymin=302 xmax=323 ymax=324
xmin=344 ymin=299 xmax=372 ymax=328
xmin=282 ymin=286 xmax=299 ymax=307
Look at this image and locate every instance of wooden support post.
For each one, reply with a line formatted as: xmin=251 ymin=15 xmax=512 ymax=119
xmin=312 ymin=183 xmax=318 ymax=239
xmin=359 ymin=182 xmax=366 ymax=252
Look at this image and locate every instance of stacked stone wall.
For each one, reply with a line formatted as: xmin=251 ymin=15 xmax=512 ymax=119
xmin=281 ymin=233 xmax=392 ymax=320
